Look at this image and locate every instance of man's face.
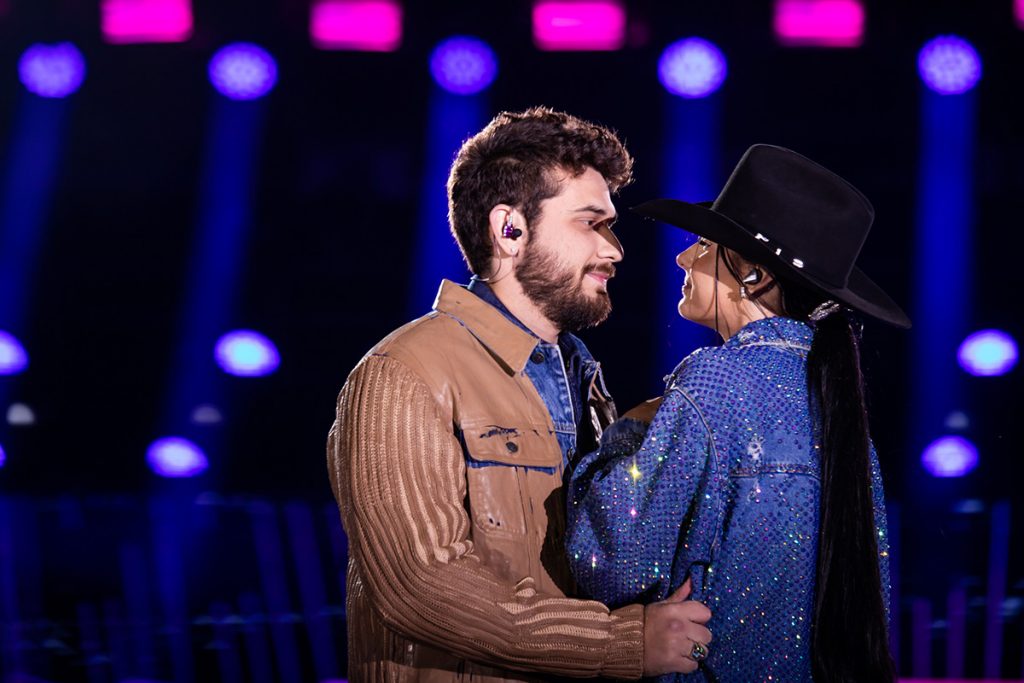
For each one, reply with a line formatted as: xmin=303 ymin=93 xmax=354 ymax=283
xmin=516 ymin=166 xmax=624 ymax=332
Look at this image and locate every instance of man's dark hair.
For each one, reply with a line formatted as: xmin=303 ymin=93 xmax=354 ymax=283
xmin=446 ymin=106 xmax=633 ymax=275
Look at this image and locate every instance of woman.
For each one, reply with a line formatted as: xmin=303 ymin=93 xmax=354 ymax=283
xmin=566 ymin=145 xmax=910 ymax=682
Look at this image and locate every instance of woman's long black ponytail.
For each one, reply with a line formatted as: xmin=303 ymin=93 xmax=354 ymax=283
xmin=806 ymin=311 xmax=895 ymax=683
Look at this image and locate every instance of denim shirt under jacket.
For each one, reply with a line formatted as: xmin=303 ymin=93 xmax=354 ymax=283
xmin=467 ymin=277 xmax=608 ymax=470
xmin=565 ymin=317 xmax=891 ymax=683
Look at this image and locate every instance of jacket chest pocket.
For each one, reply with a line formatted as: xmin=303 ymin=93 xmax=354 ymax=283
xmin=461 ymin=424 xmax=561 ymax=532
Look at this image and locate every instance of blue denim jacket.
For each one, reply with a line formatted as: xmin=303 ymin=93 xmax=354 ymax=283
xmin=467 ymin=278 xmax=609 ymax=469
xmin=566 ymin=317 xmax=890 ymax=683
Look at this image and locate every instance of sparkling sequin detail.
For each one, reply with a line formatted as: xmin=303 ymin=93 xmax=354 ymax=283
xmin=567 ymin=317 xmax=891 ymax=683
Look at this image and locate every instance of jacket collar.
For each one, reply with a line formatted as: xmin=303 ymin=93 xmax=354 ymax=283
xmin=726 ymin=316 xmax=814 ymax=349
xmin=432 ymin=279 xmax=539 ymax=374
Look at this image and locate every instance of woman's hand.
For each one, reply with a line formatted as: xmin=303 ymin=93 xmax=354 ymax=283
xmin=622 ymin=397 xmax=663 ymax=423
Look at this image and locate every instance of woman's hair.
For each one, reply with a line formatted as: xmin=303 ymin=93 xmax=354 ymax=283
xmin=721 ymin=248 xmax=896 ymax=683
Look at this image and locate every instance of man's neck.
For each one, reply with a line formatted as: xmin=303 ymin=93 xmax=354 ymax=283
xmin=489 ymin=278 xmax=560 ymax=344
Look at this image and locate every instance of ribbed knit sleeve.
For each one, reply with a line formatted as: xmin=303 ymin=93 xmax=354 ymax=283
xmin=327 ymin=353 xmax=645 ymax=679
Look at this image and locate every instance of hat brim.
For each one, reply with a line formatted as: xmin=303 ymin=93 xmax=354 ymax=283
xmin=631 ymin=198 xmax=911 ymax=329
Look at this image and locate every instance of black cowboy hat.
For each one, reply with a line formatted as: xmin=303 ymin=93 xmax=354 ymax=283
xmin=632 ymin=144 xmax=911 ymax=328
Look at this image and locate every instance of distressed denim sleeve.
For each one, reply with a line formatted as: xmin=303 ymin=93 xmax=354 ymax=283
xmin=566 ymin=387 xmax=711 ymax=608
xmin=869 ymin=443 xmax=892 ymax=625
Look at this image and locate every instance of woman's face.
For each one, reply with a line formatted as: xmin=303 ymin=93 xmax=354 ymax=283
xmin=676 ymin=237 xmax=730 ymax=328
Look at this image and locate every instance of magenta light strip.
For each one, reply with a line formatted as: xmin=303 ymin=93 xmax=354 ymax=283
xmin=532 ymin=1 xmax=626 ymax=51
xmin=311 ymin=0 xmax=402 ymax=52
xmin=101 ymin=0 xmax=193 ymax=44
xmin=1017 ymin=0 xmax=1024 ymax=28
xmin=774 ymin=0 xmax=864 ymax=48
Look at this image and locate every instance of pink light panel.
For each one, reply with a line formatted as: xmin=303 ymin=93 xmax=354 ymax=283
xmin=533 ymin=1 xmax=626 ymax=51
xmin=774 ymin=0 xmax=864 ymax=48
xmin=311 ymin=0 xmax=402 ymax=52
xmin=1017 ymin=0 xmax=1024 ymax=28
xmin=101 ymin=0 xmax=193 ymax=44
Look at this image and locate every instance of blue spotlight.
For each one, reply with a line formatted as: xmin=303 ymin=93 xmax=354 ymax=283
xmin=214 ymin=330 xmax=280 ymax=377
xmin=658 ymin=37 xmax=727 ymax=99
xmin=208 ymin=43 xmax=278 ymax=100
xmin=0 ymin=443 xmax=5 ymax=469
xmin=921 ymin=435 xmax=978 ymax=478
xmin=918 ymin=36 xmax=981 ymax=95
xmin=147 ymin=437 xmax=208 ymax=478
xmin=958 ymin=329 xmax=1018 ymax=377
xmin=0 ymin=331 xmax=28 ymax=375
xmin=429 ymin=36 xmax=498 ymax=95
xmin=18 ymin=42 xmax=86 ymax=98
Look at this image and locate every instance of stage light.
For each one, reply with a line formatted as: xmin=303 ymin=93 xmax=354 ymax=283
xmin=6 ymin=403 xmax=35 ymax=426
xmin=214 ymin=330 xmax=280 ymax=377
xmin=921 ymin=435 xmax=978 ymax=478
xmin=958 ymin=329 xmax=1018 ymax=376
xmin=429 ymin=36 xmax=497 ymax=95
xmin=208 ymin=43 xmax=278 ymax=100
xmin=18 ymin=43 xmax=86 ymax=98
xmin=773 ymin=0 xmax=864 ymax=48
xmin=147 ymin=437 xmax=208 ymax=478
xmin=190 ymin=404 xmax=223 ymax=425
xmin=311 ymin=0 xmax=402 ymax=51
xmin=918 ymin=35 xmax=981 ymax=95
xmin=0 ymin=443 xmax=5 ymax=469
xmin=1017 ymin=0 xmax=1024 ymax=29
xmin=532 ymin=1 xmax=626 ymax=51
xmin=101 ymin=0 xmax=193 ymax=44
xmin=0 ymin=331 xmax=28 ymax=375
xmin=658 ymin=38 xmax=727 ymax=99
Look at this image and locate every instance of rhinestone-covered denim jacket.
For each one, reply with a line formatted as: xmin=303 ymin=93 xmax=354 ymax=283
xmin=566 ymin=317 xmax=890 ymax=683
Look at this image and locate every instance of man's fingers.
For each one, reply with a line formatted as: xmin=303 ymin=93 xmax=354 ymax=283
xmin=666 ymin=578 xmax=692 ymax=602
xmin=661 ymin=599 xmax=711 ymax=624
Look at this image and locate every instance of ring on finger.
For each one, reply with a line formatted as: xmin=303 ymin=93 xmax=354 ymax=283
xmin=689 ymin=641 xmax=709 ymax=663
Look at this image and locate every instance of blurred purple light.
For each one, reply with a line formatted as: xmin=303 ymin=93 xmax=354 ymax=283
xmin=773 ymin=0 xmax=864 ymax=48
xmin=429 ymin=36 xmax=498 ymax=95
xmin=532 ymin=1 xmax=626 ymax=51
xmin=958 ymin=329 xmax=1018 ymax=376
xmin=146 ymin=437 xmax=208 ymax=478
xmin=208 ymin=43 xmax=278 ymax=100
xmin=311 ymin=0 xmax=402 ymax=51
xmin=918 ymin=35 xmax=981 ymax=95
xmin=658 ymin=37 xmax=727 ymax=98
xmin=922 ymin=436 xmax=978 ymax=478
xmin=0 ymin=331 xmax=29 ymax=375
xmin=101 ymin=0 xmax=193 ymax=44
xmin=18 ymin=43 xmax=87 ymax=98
xmin=214 ymin=330 xmax=280 ymax=377
xmin=0 ymin=443 xmax=5 ymax=469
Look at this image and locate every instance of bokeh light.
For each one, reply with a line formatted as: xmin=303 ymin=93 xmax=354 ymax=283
xmin=146 ymin=437 xmax=208 ymax=478
xmin=18 ymin=42 xmax=87 ymax=98
xmin=429 ymin=36 xmax=498 ymax=95
xmin=957 ymin=329 xmax=1018 ymax=377
xmin=658 ymin=37 xmax=727 ymax=98
xmin=214 ymin=330 xmax=281 ymax=377
xmin=922 ymin=435 xmax=979 ymax=478
xmin=0 ymin=331 xmax=29 ymax=375
xmin=208 ymin=42 xmax=278 ymax=100
xmin=0 ymin=443 xmax=5 ymax=469
xmin=918 ymin=35 xmax=982 ymax=95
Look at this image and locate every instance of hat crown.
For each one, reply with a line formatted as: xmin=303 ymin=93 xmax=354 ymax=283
xmin=711 ymin=145 xmax=873 ymax=287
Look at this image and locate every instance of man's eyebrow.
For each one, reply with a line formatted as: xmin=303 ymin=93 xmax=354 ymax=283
xmin=573 ymin=205 xmax=617 ymax=219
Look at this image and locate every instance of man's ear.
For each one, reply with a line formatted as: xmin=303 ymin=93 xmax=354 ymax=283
xmin=488 ymin=204 xmax=523 ymax=256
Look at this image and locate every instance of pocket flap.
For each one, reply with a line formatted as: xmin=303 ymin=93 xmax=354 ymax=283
xmin=462 ymin=423 xmax=562 ymax=468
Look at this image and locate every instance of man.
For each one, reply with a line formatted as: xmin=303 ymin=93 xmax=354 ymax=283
xmin=328 ymin=107 xmax=712 ymax=681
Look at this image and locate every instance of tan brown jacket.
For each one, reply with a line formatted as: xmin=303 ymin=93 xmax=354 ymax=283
xmin=328 ymin=280 xmax=645 ymax=682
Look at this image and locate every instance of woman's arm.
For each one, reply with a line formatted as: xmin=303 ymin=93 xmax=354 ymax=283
xmin=566 ymin=387 xmax=712 ymax=608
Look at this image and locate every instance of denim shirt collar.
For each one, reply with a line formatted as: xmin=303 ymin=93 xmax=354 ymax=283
xmin=466 ymin=276 xmax=596 ymax=366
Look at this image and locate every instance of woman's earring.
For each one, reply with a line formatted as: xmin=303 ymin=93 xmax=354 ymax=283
xmin=740 ymin=286 xmax=749 ymax=300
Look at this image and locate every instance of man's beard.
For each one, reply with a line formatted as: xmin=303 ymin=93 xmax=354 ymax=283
xmin=516 ymin=241 xmax=613 ymax=333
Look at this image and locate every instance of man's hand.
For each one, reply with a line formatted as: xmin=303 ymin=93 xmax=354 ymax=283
xmin=622 ymin=397 xmax=663 ymax=423
xmin=643 ymin=580 xmax=713 ymax=676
